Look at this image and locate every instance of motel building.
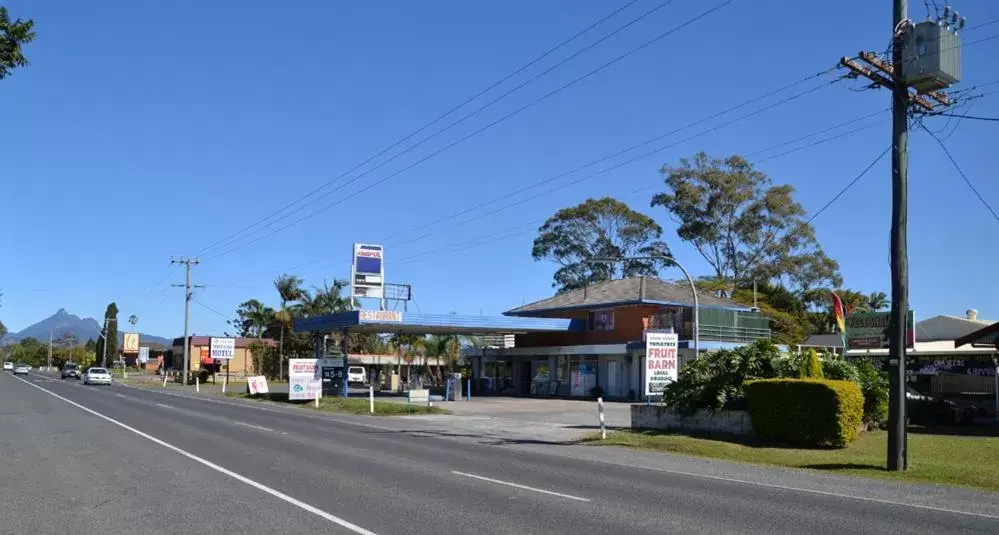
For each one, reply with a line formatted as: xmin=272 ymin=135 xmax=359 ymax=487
xmin=292 ymin=277 xmax=771 ymax=402
xmin=469 ymin=277 xmax=771 ymax=401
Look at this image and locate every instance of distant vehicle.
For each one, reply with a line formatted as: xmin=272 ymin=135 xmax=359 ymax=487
xmin=347 ymin=366 xmax=366 ymax=386
xmin=13 ymin=363 xmax=30 ymax=375
xmin=82 ymin=367 xmax=112 ymax=385
xmin=2 ymin=361 xmax=12 ymax=371
xmin=61 ymin=362 xmax=81 ymax=380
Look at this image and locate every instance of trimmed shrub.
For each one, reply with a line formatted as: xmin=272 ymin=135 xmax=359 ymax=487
xmin=745 ymin=379 xmax=864 ymax=447
xmin=854 ymin=359 xmax=888 ymax=428
xmin=798 ymin=349 xmax=824 ymax=379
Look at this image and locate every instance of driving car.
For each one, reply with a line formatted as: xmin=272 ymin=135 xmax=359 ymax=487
xmin=347 ymin=366 xmax=366 ymax=386
xmin=82 ymin=367 xmax=112 ymax=385
xmin=13 ymin=363 xmax=31 ymax=375
xmin=2 ymin=361 xmax=13 ymax=371
xmin=61 ymin=362 xmax=81 ymax=380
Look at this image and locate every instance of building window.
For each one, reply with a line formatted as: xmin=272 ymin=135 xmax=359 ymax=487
xmin=589 ymin=309 xmax=615 ymax=331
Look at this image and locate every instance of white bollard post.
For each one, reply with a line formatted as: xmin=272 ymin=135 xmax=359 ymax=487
xmin=598 ymin=397 xmax=606 ymax=440
xmin=369 ymin=385 xmax=375 ymax=415
xmin=315 ymin=389 xmax=320 ymax=409
xmin=222 ymin=376 xmax=227 ymax=394
xmin=162 ymin=375 xmax=168 ymax=387
xmin=195 ymin=376 xmax=200 ymax=393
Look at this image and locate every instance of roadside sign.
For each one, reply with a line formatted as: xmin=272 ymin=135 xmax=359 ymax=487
xmin=210 ymin=337 xmax=236 ymax=360
xmin=123 ymin=332 xmax=140 ymax=353
xmin=644 ymin=332 xmax=678 ymax=396
xmin=248 ymin=375 xmax=269 ymax=395
xmin=138 ymin=346 xmax=150 ymax=364
xmin=288 ymin=359 xmax=321 ymax=401
xmin=845 ymin=311 xmax=915 ymax=350
xmin=318 ymin=357 xmax=346 ymax=396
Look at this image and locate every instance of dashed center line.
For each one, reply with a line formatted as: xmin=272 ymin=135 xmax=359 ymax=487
xmin=116 ymin=393 xmax=127 ymax=398
xmin=451 ymin=470 xmax=590 ymax=502
xmin=234 ymin=421 xmax=274 ymax=432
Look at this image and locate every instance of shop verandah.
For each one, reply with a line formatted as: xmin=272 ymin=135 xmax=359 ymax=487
xmin=293 ymin=309 xmax=582 ymax=391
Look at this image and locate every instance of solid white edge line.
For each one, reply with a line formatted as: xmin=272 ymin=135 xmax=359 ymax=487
xmin=105 ymin=374 xmax=999 ymax=520
xmin=234 ymin=421 xmax=274 ymax=432
xmin=155 ymin=403 xmax=172 ymax=409
xmin=451 ymin=470 xmax=590 ymax=502
xmin=11 ymin=375 xmax=377 ymax=535
xmin=116 ymin=393 xmax=127 ymax=398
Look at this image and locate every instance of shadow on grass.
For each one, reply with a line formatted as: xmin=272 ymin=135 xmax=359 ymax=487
xmin=801 ymin=463 xmax=886 ymax=472
xmin=610 ymin=428 xmax=844 ymax=450
xmin=908 ymin=423 xmax=999 ymax=438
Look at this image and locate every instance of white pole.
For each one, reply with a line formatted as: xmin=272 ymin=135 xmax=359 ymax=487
xmin=222 ymin=376 xmax=227 ymax=394
xmin=162 ymin=374 xmax=168 ymax=387
xmin=315 ymin=388 xmax=320 ymax=409
xmin=369 ymin=385 xmax=375 ymax=414
xmin=195 ymin=375 xmax=200 ymax=393
xmin=598 ymin=396 xmax=607 ymax=439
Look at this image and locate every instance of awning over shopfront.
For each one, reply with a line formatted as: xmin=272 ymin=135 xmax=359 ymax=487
xmin=293 ymin=310 xmax=584 ymax=336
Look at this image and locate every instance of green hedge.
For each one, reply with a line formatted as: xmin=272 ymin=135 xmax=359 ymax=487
xmin=745 ymin=379 xmax=864 ymax=448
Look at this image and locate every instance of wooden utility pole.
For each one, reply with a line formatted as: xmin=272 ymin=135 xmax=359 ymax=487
xmin=171 ymin=257 xmax=204 ymax=387
xmin=887 ymin=0 xmax=909 ymax=472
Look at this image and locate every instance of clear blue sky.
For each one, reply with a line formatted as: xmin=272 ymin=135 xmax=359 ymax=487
xmin=2 ymin=0 xmax=997 ymax=337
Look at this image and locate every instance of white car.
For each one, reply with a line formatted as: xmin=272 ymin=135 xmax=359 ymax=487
xmin=82 ymin=367 xmax=112 ymax=385
xmin=13 ymin=363 xmax=30 ymax=375
xmin=2 ymin=361 xmax=13 ymax=371
xmin=347 ymin=366 xmax=366 ymax=386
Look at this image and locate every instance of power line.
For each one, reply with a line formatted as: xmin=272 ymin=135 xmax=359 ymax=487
xmin=193 ymin=0 xmax=662 ymax=257
xmin=389 ymin=78 xmax=841 ymax=250
xmin=203 ymin=0 xmax=736 ymax=260
xmin=924 ymin=111 xmax=999 ymax=122
xmin=921 ymin=124 xmax=999 ymax=224
xmin=381 ymin=68 xmax=842 ymax=247
xmin=283 ymin=77 xmax=856 ymax=273
xmin=395 ymin=147 xmax=891 ymax=271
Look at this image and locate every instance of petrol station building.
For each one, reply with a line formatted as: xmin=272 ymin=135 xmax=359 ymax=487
xmin=294 ymin=276 xmax=771 ymax=401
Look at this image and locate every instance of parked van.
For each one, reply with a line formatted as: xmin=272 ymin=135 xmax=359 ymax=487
xmin=347 ymin=366 xmax=366 ymax=386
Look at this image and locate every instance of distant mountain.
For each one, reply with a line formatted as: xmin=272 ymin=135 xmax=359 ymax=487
xmin=4 ymin=309 xmax=173 ymax=349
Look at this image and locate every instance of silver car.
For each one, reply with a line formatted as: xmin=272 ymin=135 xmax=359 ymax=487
xmin=82 ymin=367 xmax=112 ymax=385
xmin=13 ymin=363 xmax=30 ymax=375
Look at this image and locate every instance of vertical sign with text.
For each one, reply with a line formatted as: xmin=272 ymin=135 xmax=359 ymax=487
xmin=644 ymin=332 xmax=679 ymax=396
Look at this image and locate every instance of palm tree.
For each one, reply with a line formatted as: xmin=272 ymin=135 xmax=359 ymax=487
xmin=300 ymin=280 xmax=351 ymax=316
xmin=867 ymin=291 xmax=889 ymax=311
xmin=274 ymin=274 xmax=305 ymax=379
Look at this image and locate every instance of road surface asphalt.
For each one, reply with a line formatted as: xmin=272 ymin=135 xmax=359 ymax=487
xmin=2 ymin=370 xmax=998 ymax=534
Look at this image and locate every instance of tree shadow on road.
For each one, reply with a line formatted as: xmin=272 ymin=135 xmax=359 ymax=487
xmin=362 ymin=428 xmax=582 ymax=447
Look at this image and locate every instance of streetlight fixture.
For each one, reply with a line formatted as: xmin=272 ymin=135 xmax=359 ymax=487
xmin=585 ymin=256 xmax=699 ymax=354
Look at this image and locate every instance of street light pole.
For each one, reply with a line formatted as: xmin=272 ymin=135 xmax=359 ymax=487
xmin=585 ymin=256 xmax=699 ymax=353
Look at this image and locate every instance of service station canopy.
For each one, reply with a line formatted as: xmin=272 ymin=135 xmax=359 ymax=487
xmin=293 ymin=310 xmax=585 ymax=336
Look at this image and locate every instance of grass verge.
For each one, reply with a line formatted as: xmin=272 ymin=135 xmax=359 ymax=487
xmin=584 ymin=428 xmax=999 ymax=491
xmin=225 ymin=391 xmax=449 ymax=416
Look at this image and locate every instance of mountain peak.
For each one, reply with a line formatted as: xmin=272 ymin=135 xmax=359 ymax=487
xmin=55 ymin=308 xmax=69 ymax=316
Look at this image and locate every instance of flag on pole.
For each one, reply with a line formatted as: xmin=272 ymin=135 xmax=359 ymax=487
xmin=830 ymin=292 xmax=847 ymax=335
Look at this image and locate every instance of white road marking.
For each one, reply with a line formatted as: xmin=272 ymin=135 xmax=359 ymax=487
xmin=110 ymin=378 xmax=999 ymax=520
xmin=234 ymin=421 xmax=274 ymax=432
xmin=116 ymin=393 xmax=127 ymax=398
xmin=155 ymin=403 xmax=172 ymax=409
xmin=451 ymin=471 xmax=590 ymax=502
xmin=11 ymin=375 xmax=378 ymax=535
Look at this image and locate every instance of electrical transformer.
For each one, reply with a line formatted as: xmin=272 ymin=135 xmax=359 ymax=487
xmin=901 ymin=21 xmax=962 ymax=93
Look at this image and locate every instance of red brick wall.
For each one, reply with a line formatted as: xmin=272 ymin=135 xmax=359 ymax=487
xmin=515 ymin=305 xmax=663 ymax=347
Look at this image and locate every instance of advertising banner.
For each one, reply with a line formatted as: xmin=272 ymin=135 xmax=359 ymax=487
xmin=645 ymin=332 xmax=679 ymax=396
xmin=209 ymin=337 xmax=236 ymax=360
xmin=122 ymin=332 xmax=139 ymax=353
xmin=318 ymin=356 xmax=346 ymax=396
xmin=352 ymin=243 xmax=384 ymax=299
xmin=288 ymin=358 xmax=322 ymax=401
xmin=845 ymin=311 xmax=915 ymax=350
xmin=138 ymin=346 xmax=150 ymax=364
xmin=247 ymin=376 xmax=269 ymax=395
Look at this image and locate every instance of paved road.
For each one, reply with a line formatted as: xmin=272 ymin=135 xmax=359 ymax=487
xmin=3 ymin=372 xmax=998 ymax=534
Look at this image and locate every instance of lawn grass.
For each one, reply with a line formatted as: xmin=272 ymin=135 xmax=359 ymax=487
xmin=226 ymin=391 xmax=449 ymax=416
xmin=586 ymin=428 xmax=999 ymax=491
